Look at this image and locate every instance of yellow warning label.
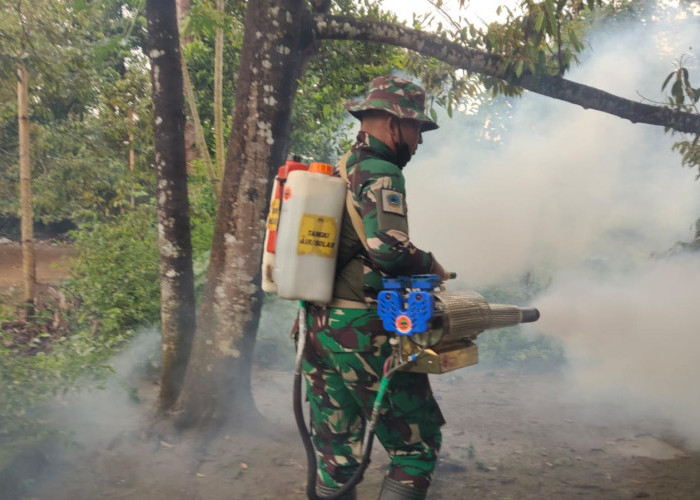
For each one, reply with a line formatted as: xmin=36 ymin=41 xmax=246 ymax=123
xmin=297 ymin=213 xmax=337 ymax=258
xmin=266 ymin=199 xmax=280 ymax=231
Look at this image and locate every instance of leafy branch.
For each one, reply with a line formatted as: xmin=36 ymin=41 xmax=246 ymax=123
xmin=662 ymin=55 xmax=700 ymax=177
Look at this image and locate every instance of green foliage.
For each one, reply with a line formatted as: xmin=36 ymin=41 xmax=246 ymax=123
xmin=402 ymin=1 xmax=609 ymax=112
xmin=187 ymin=168 xmax=218 ymax=256
xmin=0 ymin=0 xmax=154 ymax=225
xmin=402 ymin=53 xmax=486 ymax=120
xmin=662 ymin=57 xmax=700 ymax=111
xmin=181 ymin=0 xmax=245 ymax=161
xmin=67 ymin=205 xmax=161 ymax=335
xmin=179 ymin=0 xmax=407 ymax=165
xmin=290 ymin=37 xmax=405 ymax=162
xmin=187 ymin=167 xmax=218 ymax=298
xmin=672 ymin=135 xmax=700 ymax=178
xmin=0 ymin=195 xmax=164 ymax=462
xmin=182 ymin=0 xmax=246 ymax=40
xmin=473 ymin=1 xmax=599 ymax=87
xmin=0 ymin=0 xmax=158 ymax=452
xmin=661 ymin=55 xmax=700 ymax=178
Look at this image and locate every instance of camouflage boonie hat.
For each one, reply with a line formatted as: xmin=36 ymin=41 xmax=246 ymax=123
xmin=345 ymin=75 xmax=438 ymax=132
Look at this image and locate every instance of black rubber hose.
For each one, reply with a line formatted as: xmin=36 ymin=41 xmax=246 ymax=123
xmin=293 ymin=370 xmax=375 ymax=500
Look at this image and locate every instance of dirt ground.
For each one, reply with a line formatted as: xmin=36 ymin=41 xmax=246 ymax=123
xmin=15 ymin=366 xmax=700 ymax=500
xmin=2 ymin=241 xmax=700 ymax=500
xmin=0 ymin=241 xmax=77 ymax=290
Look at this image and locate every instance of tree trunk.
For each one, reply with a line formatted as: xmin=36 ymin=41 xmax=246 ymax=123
xmin=146 ymin=0 xmax=197 ymax=412
xmin=181 ymin=52 xmax=217 ymax=187
xmin=214 ymin=0 xmax=225 ymax=189
xmin=17 ymin=62 xmax=35 ymax=319
xmin=176 ymin=0 xmax=313 ymax=429
xmin=128 ymin=107 xmax=135 ymax=209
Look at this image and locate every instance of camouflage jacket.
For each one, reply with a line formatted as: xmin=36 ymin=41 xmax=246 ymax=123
xmin=333 ymin=131 xmax=435 ymax=302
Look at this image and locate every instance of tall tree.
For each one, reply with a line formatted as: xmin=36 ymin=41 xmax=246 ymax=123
xmin=17 ymin=61 xmax=35 ymax=317
xmin=2 ymin=0 xmax=41 ymax=316
xmin=172 ymin=0 xmax=699 ymax=429
xmin=146 ymin=0 xmax=197 ymax=411
xmin=213 ymin=0 xmax=225 ymax=187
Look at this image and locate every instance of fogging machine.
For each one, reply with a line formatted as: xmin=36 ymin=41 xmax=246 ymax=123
xmin=378 ymin=274 xmax=540 ymax=373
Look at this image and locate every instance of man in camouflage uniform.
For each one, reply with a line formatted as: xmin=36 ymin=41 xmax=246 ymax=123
xmin=302 ymin=76 xmax=450 ymax=500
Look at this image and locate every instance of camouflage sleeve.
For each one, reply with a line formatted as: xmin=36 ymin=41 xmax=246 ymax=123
xmin=356 ymin=174 xmax=435 ymax=276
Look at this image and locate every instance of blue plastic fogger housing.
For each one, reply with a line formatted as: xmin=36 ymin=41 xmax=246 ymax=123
xmin=377 ymin=274 xmax=442 ymax=336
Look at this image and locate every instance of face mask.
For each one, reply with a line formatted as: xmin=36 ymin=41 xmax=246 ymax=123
xmin=392 ymin=118 xmax=412 ymax=169
xmin=395 ymin=143 xmax=412 ymax=169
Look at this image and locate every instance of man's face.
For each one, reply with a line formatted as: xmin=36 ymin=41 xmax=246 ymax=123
xmin=397 ymin=119 xmax=423 ymax=155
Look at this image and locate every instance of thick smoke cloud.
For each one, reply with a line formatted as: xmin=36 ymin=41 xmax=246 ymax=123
xmin=403 ymin=3 xmax=700 ymax=447
xmin=532 ymin=254 xmax=700 ymax=448
xmin=406 ymin=10 xmax=700 ymax=284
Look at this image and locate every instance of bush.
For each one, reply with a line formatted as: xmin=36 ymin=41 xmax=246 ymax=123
xmin=67 ymin=206 xmax=161 ymax=337
xmin=0 ymin=328 xmax=113 ymax=439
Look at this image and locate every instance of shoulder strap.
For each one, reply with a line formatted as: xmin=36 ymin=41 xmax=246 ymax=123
xmin=337 ymin=151 xmax=369 ymax=252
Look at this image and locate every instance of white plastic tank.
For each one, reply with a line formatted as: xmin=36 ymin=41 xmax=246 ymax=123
xmin=261 ymin=158 xmax=308 ymax=293
xmin=273 ymin=162 xmax=346 ymax=303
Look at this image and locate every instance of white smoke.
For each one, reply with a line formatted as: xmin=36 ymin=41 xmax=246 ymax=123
xmin=404 ymin=2 xmax=700 ymax=448
xmin=46 ymin=330 xmax=160 ymax=448
xmin=406 ymin=3 xmax=700 ymax=287
xmin=531 ymin=254 xmax=700 ymax=449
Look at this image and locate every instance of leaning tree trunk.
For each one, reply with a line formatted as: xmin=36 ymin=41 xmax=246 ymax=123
xmin=146 ymin=0 xmax=197 ymax=412
xmin=177 ymin=0 xmax=215 ymax=182
xmin=176 ymin=0 xmax=314 ymax=429
xmin=313 ymin=15 xmax=700 ymax=134
xmin=17 ymin=62 xmax=35 ymax=319
xmin=180 ymin=54 xmax=217 ymax=188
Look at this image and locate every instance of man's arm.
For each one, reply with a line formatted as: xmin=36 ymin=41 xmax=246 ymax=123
xmin=358 ymin=175 xmax=442 ymax=276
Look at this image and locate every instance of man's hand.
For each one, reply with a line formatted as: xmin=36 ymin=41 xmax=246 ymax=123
xmin=431 ymin=258 xmax=451 ymax=281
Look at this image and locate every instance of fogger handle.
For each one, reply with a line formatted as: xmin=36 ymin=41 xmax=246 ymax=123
xmin=519 ymin=307 xmax=540 ymax=323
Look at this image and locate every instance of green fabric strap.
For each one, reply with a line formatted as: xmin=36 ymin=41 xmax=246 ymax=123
xmin=337 ymin=151 xmax=369 ymax=253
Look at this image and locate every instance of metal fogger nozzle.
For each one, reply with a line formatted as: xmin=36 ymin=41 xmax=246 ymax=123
xmin=411 ymin=290 xmax=540 ymax=348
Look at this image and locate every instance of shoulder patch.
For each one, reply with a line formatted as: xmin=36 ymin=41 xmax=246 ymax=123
xmin=381 ymin=189 xmax=406 ymax=216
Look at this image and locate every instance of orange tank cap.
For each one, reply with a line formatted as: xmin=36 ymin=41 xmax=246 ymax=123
xmin=309 ymin=162 xmax=333 ymax=175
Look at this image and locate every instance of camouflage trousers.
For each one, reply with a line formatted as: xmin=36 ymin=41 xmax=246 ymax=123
xmin=300 ymin=305 xmax=445 ymax=490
